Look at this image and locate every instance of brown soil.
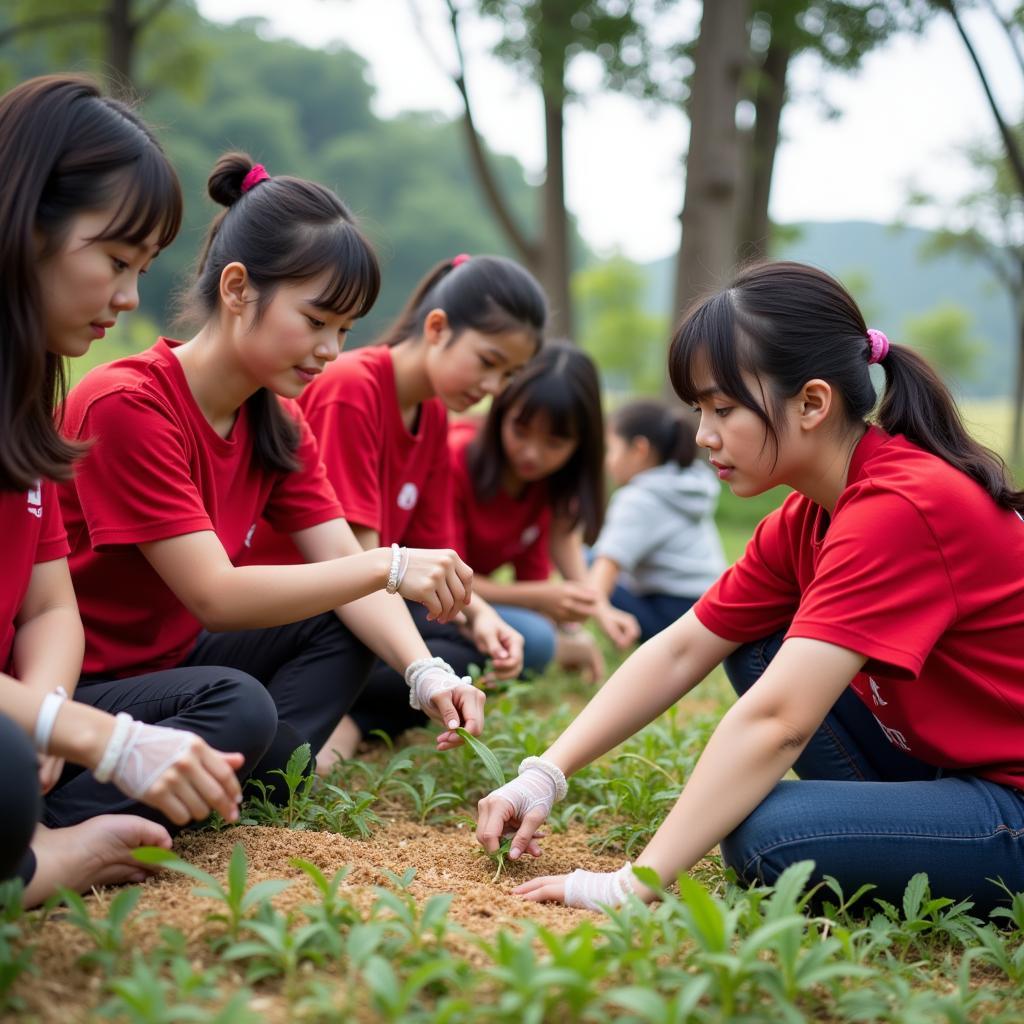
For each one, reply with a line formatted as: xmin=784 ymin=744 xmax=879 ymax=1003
xmin=8 ymin=821 xmax=653 ymax=1023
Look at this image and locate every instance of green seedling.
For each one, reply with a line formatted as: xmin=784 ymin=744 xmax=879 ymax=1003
xmin=394 ymin=774 xmax=461 ymax=823
xmin=133 ymin=843 xmax=291 ymax=944
xmin=59 ymin=885 xmax=143 ymax=974
xmin=476 ymin=836 xmax=515 ymax=883
xmin=0 ymin=880 xmax=34 ymax=1013
xmin=454 ymin=727 xmax=505 ymax=788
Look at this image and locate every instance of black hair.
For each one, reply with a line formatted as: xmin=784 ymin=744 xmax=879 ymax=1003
xmin=182 ymin=151 xmax=381 ymax=474
xmin=468 ymin=340 xmax=606 ymax=542
xmin=668 ymin=260 xmax=1024 ymax=512
xmin=377 ymin=254 xmax=546 ymax=350
xmin=611 ymin=399 xmax=696 ymax=468
xmin=0 ymin=73 xmax=182 ymax=490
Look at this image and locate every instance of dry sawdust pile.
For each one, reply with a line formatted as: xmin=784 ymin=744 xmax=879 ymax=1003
xmin=11 ymin=821 xmax=629 ymax=1022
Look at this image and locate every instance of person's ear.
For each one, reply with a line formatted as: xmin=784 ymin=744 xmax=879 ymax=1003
xmin=798 ymin=378 xmax=834 ymax=432
xmin=631 ymin=436 xmax=654 ymax=464
xmin=423 ymin=308 xmax=451 ymax=347
xmin=219 ymin=262 xmax=251 ymax=317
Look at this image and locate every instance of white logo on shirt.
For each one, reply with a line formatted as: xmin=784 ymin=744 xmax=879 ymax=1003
xmin=244 ymin=523 xmax=256 ymax=548
xmin=872 ymin=712 xmax=911 ymax=752
xmin=868 ymin=677 xmax=887 ymax=707
xmin=397 ymin=483 xmax=419 ymax=511
xmin=26 ymin=481 xmax=42 ymax=519
xmin=520 ymin=524 xmax=540 ymax=548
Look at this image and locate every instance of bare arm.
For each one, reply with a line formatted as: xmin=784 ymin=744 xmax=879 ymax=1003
xmin=548 ymin=520 xmax=589 ymax=582
xmin=588 ymin=555 xmax=621 ymax=601
xmin=11 ymin=558 xmax=84 ymax=696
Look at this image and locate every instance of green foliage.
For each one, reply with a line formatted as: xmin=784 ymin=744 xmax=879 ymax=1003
xmin=903 ymin=302 xmax=986 ymax=382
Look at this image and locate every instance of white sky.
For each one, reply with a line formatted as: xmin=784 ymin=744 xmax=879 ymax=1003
xmin=197 ymin=0 xmax=1022 ymax=263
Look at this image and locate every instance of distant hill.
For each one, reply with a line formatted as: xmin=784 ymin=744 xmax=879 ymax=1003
xmin=642 ymin=221 xmax=1014 ymax=397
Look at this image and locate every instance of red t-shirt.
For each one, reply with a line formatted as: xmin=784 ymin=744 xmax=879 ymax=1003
xmin=1 ymin=480 xmax=70 ymax=673
xmin=695 ymin=426 xmax=1024 ymax=789
xmin=448 ymin=418 xmax=551 ymax=581
xmin=247 ymin=344 xmax=453 ymax=563
xmin=59 ymin=338 xmax=343 ymax=678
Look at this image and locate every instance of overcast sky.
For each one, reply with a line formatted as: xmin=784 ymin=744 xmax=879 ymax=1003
xmin=197 ymin=0 xmax=1022 ymax=263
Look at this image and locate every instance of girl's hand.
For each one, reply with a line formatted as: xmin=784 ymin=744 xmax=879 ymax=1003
xmin=556 ymin=627 xmax=606 ymax=683
xmin=476 ymin=757 xmax=566 ymax=861
xmin=38 ymin=753 xmax=65 ymax=794
xmin=538 ymin=581 xmax=600 ymax=623
xmin=594 ymin=601 xmax=641 ymax=650
xmin=96 ymin=717 xmax=245 ymax=827
xmin=397 ymin=548 xmax=474 ymax=623
xmin=467 ymin=607 xmax=524 ymax=680
xmin=515 ymin=863 xmax=642 ymax=910
xmin=405 ymin=658 xmax=486 ymax=750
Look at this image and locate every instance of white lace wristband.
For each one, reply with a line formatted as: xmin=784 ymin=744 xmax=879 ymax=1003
xmin=564 ymin=862 xmax=636 ymax=911
xmin=518 ymin=756 xmax=568 ymax=801
xmin=94 ymin=712 xmax=134 ymax=783
xmin=404 ymin=656 xmax=469 ymax=712
xmin=33 ymin=686 xmax=68 ymax=754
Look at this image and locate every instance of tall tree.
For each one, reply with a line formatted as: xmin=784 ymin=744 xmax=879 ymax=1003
xmin=738 ymin=0 xmax=931 ymax=260
xmin=414 ymin=0 xmax=672 ymax=338
xmin=672 ymin=0 xmax=749 ymax=348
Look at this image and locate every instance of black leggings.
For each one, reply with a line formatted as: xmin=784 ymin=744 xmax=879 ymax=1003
xmin=0 ymin=713 xmax=41 ymax=886
xmin=349 ymin=601 xmax=481 ymax=740
xmin=45 ymin=613 xmax=374 ymax=829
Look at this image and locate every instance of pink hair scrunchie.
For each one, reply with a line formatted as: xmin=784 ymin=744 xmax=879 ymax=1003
xmin=452 ymin=253 xmax=471 ymax=267
xmin=866 ymin=328 xmax=889 ymax=365
xmin=241 ymin=164 xmax=270 ymax=194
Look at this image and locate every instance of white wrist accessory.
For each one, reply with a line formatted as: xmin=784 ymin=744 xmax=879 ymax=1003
xmin=564 ymin=862 xmax=636 ymax=911
xmin=94 ymin=713 xmax=198 ymax=799
xmin=33 ymin=686 xmax=68 ymax=753
xmin=488 ymin=756 xmax=568 ymax=819
xmin=404 ymin=656 xmax=471 ymax=711
xmin=385 ymin=543 xmax=410 ymax=594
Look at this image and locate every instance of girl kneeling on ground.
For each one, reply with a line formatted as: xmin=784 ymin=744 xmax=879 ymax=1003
xmin=58 ymin=154 xmax=484 ymax=822
xmin=477 ymin=261 xmax=1024 ymax=916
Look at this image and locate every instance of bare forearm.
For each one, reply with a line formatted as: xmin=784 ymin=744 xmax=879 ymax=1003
xmin=336 ymin=590 xmax=429 ymax=672
xmin=543 ymin=615 xmax=722 ymax=775
xmin=11 ymin=607 xmax=84 ymax=694
xmin=549 ymin=525 xmax=588 ymax=582
xmin=201 ymin=549 xmax=390 ymax=631
xmin=588 ymin=556 xmax=620 ymax=600
xmin=474 ymin=576 xmax=548 ymax=609
xmin=636 ymin=705 xmax=808 ymax=883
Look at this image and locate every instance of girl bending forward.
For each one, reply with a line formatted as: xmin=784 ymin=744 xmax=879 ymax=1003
xmin=477 ymin=261 xmax=1024 ymax=915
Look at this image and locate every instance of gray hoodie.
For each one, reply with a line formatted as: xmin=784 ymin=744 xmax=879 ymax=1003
xmin=593 ymin=460 xmax=726 ymax=598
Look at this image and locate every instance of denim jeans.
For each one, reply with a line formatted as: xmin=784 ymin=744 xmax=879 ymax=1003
xmin=491 ymin=605 xmax=557 ymax=676
xmin=607 ymin=586 xmax=695 ymax=644
xmin=720 ymin=631 xmax=1024 ymax=916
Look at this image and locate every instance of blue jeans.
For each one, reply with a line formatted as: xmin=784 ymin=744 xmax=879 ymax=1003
xmin=720 ymin=631 xmax=1024 ymax=915
xmin=492 ymin=605 xmax=556 ymax=676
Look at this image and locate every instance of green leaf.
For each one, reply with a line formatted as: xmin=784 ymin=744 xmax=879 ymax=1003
xmin=455 ymin=728 xmax=505 ymax=787
xmin=903 ymin=872 xmax=929 ymax=921
xmin=241 ymin=879 xmax=293 ymax=912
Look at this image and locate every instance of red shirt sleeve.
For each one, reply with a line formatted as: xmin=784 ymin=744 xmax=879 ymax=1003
xmin=694 ymin=500 xmax=802 ymax=643
xmin=71 ymin=391 xmax=213 ymax=548
xmin=261 ymin=406 xmax=344 ymax=534
xmin=402 ymin=409 xmax=454 ymax=549
xmin=305 ymin=398 xmax=383 ymax=534
xmin=787 ymin=490 xmax=956 ymax=678
xmin=35 ymin=480 xmax=70 ymax=563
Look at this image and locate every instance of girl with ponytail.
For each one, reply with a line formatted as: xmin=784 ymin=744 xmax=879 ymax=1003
xmin=592 ymin=399 xmax=726 ymax=643
xmin=249 ymin=253 xmax=544 ymax=765
xmin=475 ymin=260 xmax=1024 ymax=917
xmin=60 ymin=153 xmax=485 ymax=811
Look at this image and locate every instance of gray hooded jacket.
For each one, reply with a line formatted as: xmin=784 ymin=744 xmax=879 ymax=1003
xmin=593 ymin=460 xmax=726 ymax=598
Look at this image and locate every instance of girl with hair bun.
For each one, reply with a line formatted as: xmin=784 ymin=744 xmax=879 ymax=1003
xmin=59 ymin=153 xmax=485 ymax=814
xmin=592 ymin=398 xmax=726 ymax=643
xmin=0 ymin=75 xmax=251 ymax=908
xmin=249 ymin=252 xmax=544 ymax=766
xmin=477 ymin=260 xmax=1024 ymax=917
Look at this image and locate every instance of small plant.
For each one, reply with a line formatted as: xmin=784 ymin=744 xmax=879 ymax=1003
xmin=455 ymin=727 xmax=506 ymax=788
xmin=477 ymin=836 xmax=515 ymax=883
xmin=133 ymin=843 xmax=291 ymax=945
xmin=59 ymin=885 xmax=144 ymax=974
xmin=0 ymin=880 xmax=34 ymax=1013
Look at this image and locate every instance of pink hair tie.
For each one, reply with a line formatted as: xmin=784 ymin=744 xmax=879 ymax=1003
xmin=452 ymin=253 xmax=470 ymax=267
xmin=866 ymin=328 xmax=889 ymax=365
xmin=241 ymin=164 xmax=270 ymax=194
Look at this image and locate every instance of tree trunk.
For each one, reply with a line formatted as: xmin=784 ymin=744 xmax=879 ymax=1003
xmin=669 ymin=0 xmax=749 ymax=399
xmin=541 ymin=83 xmax=572 ymax=339
xmin=738 ymin=39 xmax=790 ymax=261
xmin=106 ymin=0 xmax=136 ymax=93
xmin=1013 ymin=293 xmax=1024 ymax=467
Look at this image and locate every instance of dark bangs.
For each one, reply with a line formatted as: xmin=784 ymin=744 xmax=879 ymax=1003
xmin=307 ymin=222 xmax=380 ymax=319
xmin=669 ymin=287 xmax=777 ymax=444
xmin=512 ymin=365 xmax=585 ymax=439
xmin=91 ymin=152 xmax=183 ymax=251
